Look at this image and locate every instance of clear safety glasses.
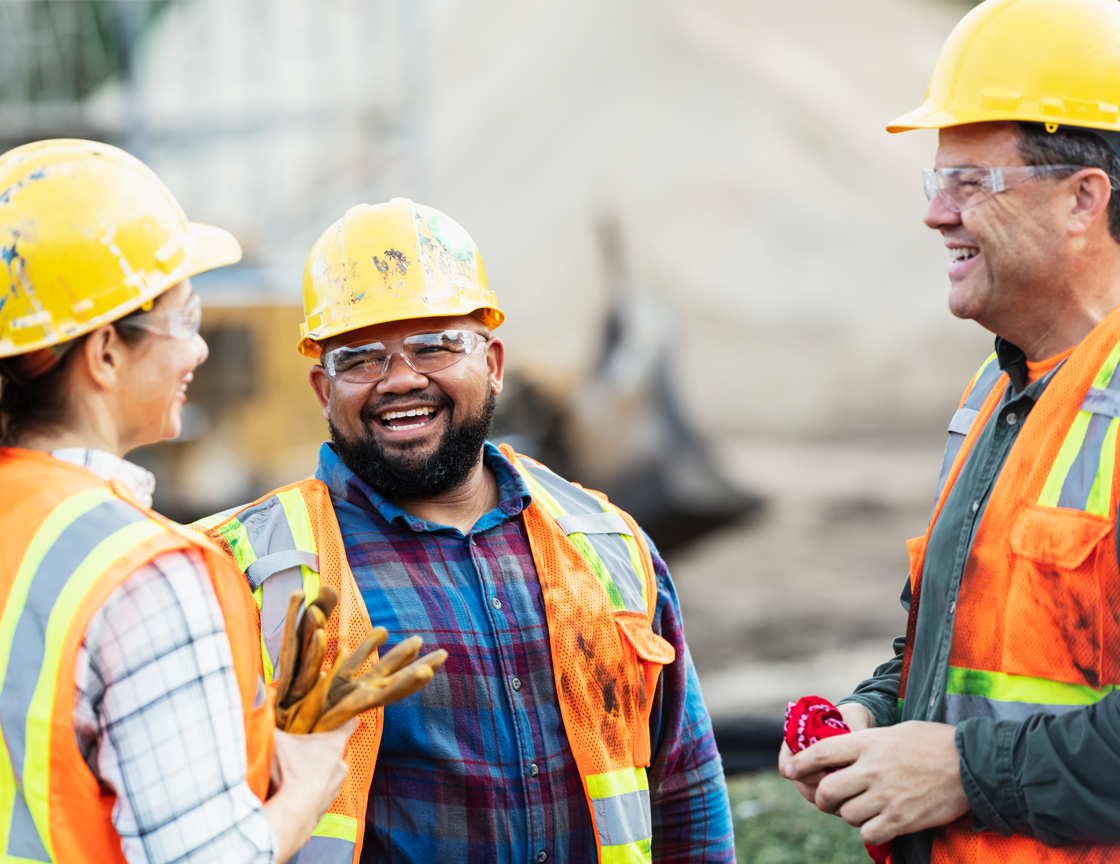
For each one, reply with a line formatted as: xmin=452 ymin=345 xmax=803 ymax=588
xmin=118 ymin=293 xmax=202 ymax=340
xmin=323 ymin=329 xmax=489 ymax=383
xmin=922 ymin=164 xmax=1088 ymax=213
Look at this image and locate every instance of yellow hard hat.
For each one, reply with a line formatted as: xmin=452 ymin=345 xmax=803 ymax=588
xmin=298 ymin=198 xmax=504 ymax=358
xmin=888 ymin=0 xmax=1120 ymax=134
xmin=0 ymin=139 xmax=241 ymax=359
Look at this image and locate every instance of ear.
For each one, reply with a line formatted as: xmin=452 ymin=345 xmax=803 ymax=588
xmin=1067 ymin=169 xmax=1113 ymax=238
xmin=485 ymin=337 xmax=505 ymax=396
xmin=308 ymin=364 xmax=332 ymax=420
xmin=79 ymin=324 xmax=127 ymax=390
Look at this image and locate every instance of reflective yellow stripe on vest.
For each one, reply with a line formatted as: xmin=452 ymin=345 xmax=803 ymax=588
xmin=515 ymin=457 xmax=648 ymax=614
xmin=202 ymin=488 xmax=356 ymax=864
xmin=946 ymin=338 xmax=1120 ymax=725
xmin=0 ymin=488 xmax=163 ymax=862
xmin=944 ymin=667 xmax=1119 ymax=724
xmin=587 ymin=767 xmax=653 ymax=864
xmin=514 ymin=456 xmax=655 ymax=864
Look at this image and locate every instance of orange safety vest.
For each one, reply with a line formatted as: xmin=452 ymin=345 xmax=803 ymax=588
xmin=0 ymin=448 xmax=273 ymax=864
xmin=903 ymin=307 xmax=1120 ymax=862
xmin=203 ymin=444 xmax=676 ymax=864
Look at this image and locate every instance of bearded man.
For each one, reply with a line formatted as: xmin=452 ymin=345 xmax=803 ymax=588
xmin=201 ymin=199 xmax=733 ymax=864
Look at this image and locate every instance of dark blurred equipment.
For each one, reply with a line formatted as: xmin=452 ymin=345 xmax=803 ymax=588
xmin=492 ymin=216 xmax=763 ymax=553
xmin=710 ymin=716 xmax=783 ymax=775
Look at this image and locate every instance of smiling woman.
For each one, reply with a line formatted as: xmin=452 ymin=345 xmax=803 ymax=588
xmin=0 ymin=139 xmax=358 ymax=864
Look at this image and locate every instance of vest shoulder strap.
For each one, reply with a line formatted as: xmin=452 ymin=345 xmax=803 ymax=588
xmin=501 ymin=445 xmax=659 ymax=622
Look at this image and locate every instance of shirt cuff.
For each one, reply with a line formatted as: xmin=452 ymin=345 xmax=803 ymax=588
xmin=955 ymin=717 xmax=1028 ymax=837
xmin=837 ymin=695 xmax=897 ymax=730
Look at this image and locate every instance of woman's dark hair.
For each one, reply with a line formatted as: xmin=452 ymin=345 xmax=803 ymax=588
xmin=0 ymin=313 xmax=148 ymax=445
xmin=1016 ymin=122 xmax=1120 ymax=244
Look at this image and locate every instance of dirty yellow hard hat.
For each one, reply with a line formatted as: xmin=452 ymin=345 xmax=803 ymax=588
xmin=298 ymin=198 xmax=504 ymax=359
xmin=888 ymin=0 xmax=1120 ymax=135
xmin=0 ymin=139 xmax=241 ymax=360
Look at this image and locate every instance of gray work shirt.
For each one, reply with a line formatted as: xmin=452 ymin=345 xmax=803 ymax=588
xmin=841 ymin=338 xmax=1120 ymax=862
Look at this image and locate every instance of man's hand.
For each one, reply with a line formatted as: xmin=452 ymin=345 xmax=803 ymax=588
xmin=264 ymin=719 xmax=359 ymax=863
xmin=779 ymin=702 xmax=875 ymax=804
xmin=784 ymin=720 xmax=970 ymax=845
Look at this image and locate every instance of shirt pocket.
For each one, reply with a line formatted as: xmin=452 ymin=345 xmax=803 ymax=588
xmin=1007 ymin=504 xmax=1112 ymax=686
xmin=614 ymin=611 xmax=675 ymax=767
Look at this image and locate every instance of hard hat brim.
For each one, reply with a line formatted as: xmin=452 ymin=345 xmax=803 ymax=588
xmin=887 ymin=101 xmax=1120 ymax=135
xmin=182 ymin=222 xmax=243 ymax=281
xmin=297 ymin=304 xmax=505 ymax=360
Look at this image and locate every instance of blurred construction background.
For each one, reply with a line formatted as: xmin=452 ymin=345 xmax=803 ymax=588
xmin=1 ymin=0 xmax=986 ymax=793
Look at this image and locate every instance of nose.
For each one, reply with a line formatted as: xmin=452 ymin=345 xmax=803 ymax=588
xmin=924 ymin=192 xmax=961 ymax=231
xmin=192 ymin=332 xmax=209 ymax=367
xmin=375 ymin=352 xmax=429 ymax=394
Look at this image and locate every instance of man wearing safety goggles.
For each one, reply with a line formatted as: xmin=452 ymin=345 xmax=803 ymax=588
xmin=199 ymin=198 xmax=733 ymax=864
xmin=781 ymin=1 xmax=1120 ymax=862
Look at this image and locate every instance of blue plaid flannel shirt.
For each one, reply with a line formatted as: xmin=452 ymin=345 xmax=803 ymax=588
xmin=316 ymin=442 xmax=733 ymax=864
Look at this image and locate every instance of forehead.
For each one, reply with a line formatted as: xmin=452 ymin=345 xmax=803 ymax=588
xmin=323 ymin=314 xmax=487 ymax=351
xmin=935 ymin=122 xmax=1025 ymax=169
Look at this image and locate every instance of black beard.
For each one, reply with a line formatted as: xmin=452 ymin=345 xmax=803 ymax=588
xmin=329 ymin=389 xmax=497 ymax=499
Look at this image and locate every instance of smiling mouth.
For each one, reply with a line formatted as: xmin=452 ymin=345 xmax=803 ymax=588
xmin=378 ymin=405 xmax=440 ymax=431
xmin=950 ymin=247 xmax=979 ymax=263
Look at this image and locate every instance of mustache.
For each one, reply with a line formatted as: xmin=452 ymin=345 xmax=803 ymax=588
xmin=358 ymin=391 xmax=453 ymax=426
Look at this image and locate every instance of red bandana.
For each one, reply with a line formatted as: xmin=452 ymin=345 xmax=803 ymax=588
xmin=784 ymin=696 xmax=891 ymax=864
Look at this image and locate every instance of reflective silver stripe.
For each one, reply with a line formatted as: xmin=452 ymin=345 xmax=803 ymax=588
xmin=1081 ymin=386 xmax=1120 ymax=418
xmin=947 ymin=407 xmax=979 ymax=435
xmin=235 ymin=495 xmax=311 ymax=670
xmin=556 ymin=512 xmax=631 ymax=536
xmin=289 ymin=835 xmax=355 ymax=863
xmin=519 ymin=460 xmax=647 ymax=614
xmin=944 ymin=693 xmax=1085 ymax=724
xmin=1057 ymin=411 xmax=1114 ymax=510
xmin=934 ymin=359 xmax=1005 ymax=504
xmin=8 ymin=789 xmax=47 ymax=861
xmin=246 ymin=550 xmax=319 ymax=591
xmin=0 ymin=499 xmax=144 ymax=783
xmin=591 ymin=788 xmax=652 ymax=848
xmin=1 ymin=497 xmax=146 ymax=861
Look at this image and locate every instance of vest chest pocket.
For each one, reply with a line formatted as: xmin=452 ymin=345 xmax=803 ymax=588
xmin=614 ymin=612 xmax=675 ymax=767
xmin=1008 ymin=504 xmax=1112 ymax=687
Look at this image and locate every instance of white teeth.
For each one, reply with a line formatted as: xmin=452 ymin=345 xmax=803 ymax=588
xmin=950 ymin=247 xmax=979 ymax=262
xmin=381 ymin=406 xmax=435 ymax=421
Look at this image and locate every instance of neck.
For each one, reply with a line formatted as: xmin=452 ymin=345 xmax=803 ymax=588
xmin=388 ymin=453 xmax=499 ymax=534
xmin=993 ymin=248 xmax=1120 ymax=361
xmin=14 ymin=420 xmax=124 ymax=456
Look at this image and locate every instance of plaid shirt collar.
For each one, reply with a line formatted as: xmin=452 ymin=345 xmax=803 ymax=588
xmin=51 ymin=448 xmax=156 ymax=508
xmin=316 ymin=440 xmax=533 ymax=535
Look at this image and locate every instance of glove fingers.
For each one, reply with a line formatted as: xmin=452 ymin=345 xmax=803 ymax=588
xmin=360 ymin=635 xmax=423 ymax=683
xmin=287 ymin=627 xmax=327 ymax=704
xmin=309 ymin=585 xmax=339 ymax=621
xmin=273 ymin=590 xmax=306 ymax=713
xmin=333 ymin=626 xmax=388 ymax=682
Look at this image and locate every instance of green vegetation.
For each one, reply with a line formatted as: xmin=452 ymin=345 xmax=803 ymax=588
xmin=729 ymin=772 xmax=870 ymax=864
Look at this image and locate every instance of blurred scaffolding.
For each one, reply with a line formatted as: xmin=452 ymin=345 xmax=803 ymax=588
xmin=2 ymin=0 xmax=989 ymax=745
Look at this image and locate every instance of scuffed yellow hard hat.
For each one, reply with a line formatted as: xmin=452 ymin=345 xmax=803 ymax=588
xmin=298 ymin=198 xmax=504 ymax=359
xmin=0 ymin=139 xmax=241 ymax=358
xmin=888 ymin=0 xmax=1120 ymax=134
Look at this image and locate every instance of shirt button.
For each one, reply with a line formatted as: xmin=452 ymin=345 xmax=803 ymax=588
xmin=1006 ymin=412 xmax=1019 ymax=425
xmin=491 ymin=597 xmax=502 ymax=610
xmin=511 ymin=677 xmax=522 ymax=691
xmin=529 ymin=763 xmax=540 ymax=777
xmin=971 ymin=500 xmax=980 ymax=513
xmin=929 ymin=695 xmax=936 ymax=709
xmin=537 ymin=853 xmax=548 ymax=863
xmin=949 ymin=600 xmax=957 ymax=614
